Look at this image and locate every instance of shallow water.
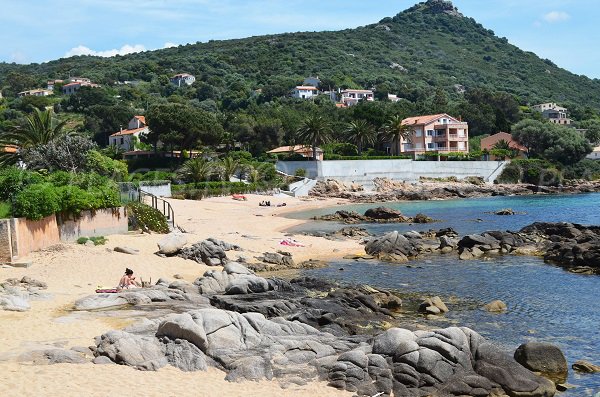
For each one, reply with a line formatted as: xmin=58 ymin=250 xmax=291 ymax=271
xmin=289 ymin=193 xmax=600 ymax=394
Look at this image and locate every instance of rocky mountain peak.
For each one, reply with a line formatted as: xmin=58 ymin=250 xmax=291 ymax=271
xmin=421 ymin=0 xmax=463 ymax=17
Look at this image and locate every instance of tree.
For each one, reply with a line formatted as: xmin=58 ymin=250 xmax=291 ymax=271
xmin=492 ymin=139 xmax=511 ymax=151
xmin=0 ymin=109 xmax=69 ymax=166
xmin=512 ymin=119 xmax=592 ymax=165
xmin=380 ymin=115 xmax=411 ymax=155
xmin=296 ymin=115 xmax=332 ymax=160
xmin=176 ymin=158 xmax=214 ymax=185
xmin=580 ymin=119 xmax=600 ymax=146
xmin=21 ymin=135 xmax=96 ymax=173
xmin=218 ymin=157 xmax=239 ymax=181
xmin=345 ymin=120 xmax=376 ymax=155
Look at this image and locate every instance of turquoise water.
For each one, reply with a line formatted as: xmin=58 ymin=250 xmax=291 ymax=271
xmin=288 ymin=193 xmax=600 ymax=394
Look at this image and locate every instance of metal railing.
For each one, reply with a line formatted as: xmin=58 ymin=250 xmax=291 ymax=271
xmin=139 ymin=189 xmax=176 ymax=229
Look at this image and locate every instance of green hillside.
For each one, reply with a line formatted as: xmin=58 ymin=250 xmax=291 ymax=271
xmin=1 ymin=0 xmax=600 ymax=108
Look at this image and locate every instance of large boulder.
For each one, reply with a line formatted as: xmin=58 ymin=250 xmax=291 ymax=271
xmin=95 ymin=330 xmax=167 ymax=370
xmin=514 ymin=342 xmax=568 ymax=383
xmin=179 ymin=238 xmax=241 ymax=266
xmin=364 ymin=231 xmax=419 ymax=262
xmin=364 ymin=207 xmax=405 ymax=221
xmin=0 ymin=292 xmax=30 ymax=312
xmin=158 ymin=232 xmax=188 ymax=255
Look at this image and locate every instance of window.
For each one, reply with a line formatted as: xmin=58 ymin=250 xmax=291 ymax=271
xmin=427 ymin=143 xmax=436 ymax=149
xmin=427 ymin=130 xmax=434 ymax=136
xmin=120 ymin=137 xmax=124 ymax=144
xmin=415 ymin=129 xmax=422 ymax=137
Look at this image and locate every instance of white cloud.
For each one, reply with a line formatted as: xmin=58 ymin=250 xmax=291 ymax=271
xmin=542 ymin=11 xmax=570 ymax=23
xmin=64 ymin=44 xmax=146 ymax=58
xmin=163 ymin=42 xmax=177 ymax=48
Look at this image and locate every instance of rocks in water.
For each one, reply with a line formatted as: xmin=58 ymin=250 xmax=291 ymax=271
xmin=157 ymin=232 xmax=187 ymax=255
xmin=178 ymin=238 xmax=241 ymax=266
xmin=458 ymin=231 xmax=531 ymax=260
xmin=483 ymin=300 xmax=507 ymax=313
xmin=113 ymin=246 xmax=140 ymax=255
xmin=514 ymin=342 xmax=568 ymax=383
xmin=572 ymin=359 xmax=600 ymax=373
xmin=365 ymin=231 xmax=418 ymax=262
xmin=418 ymin=296 xmax=449 ymax=315
xmin=315 ymin=207 xmax=436 ymax=224
xmin=494 ymin=208 xmax=516 ymax=215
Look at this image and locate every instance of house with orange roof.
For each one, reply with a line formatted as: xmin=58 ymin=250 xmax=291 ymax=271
xmin=396 ymin=113 xmax=469 ymax=156
xmin=481 ymin=132 xmax=527 ymax=159
xmin=62 ymin=80 xmax=101 ymax=95
xmin=108 ymin=116 xmax=149 ymax=150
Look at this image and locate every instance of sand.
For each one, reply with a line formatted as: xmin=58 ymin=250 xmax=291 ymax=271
xmin=0 ymin=194 xmax=359 ymax=397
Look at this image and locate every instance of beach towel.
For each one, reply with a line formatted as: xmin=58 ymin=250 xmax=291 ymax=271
xmin=232 ymin=194 xmax=247 ymax=201
xmin=95 ymin=288 xmax=119 ymax=293
xmin=279 ymin=238 xmax=305 ymax=247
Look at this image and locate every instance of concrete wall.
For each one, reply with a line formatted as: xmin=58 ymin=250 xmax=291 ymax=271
xmin=140 ymin=182 xmax=172 ymax=197
xmin=0 ymin=215 xmax=61 ymax=261
xmin=277 ymin=159 xmax=508 ymax=189
xmin=57 ymin=207 xmax=128 ymax=242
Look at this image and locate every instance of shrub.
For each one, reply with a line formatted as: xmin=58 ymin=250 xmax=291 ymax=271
xmin=13 ymin=183 xmax=61 ymax=220
xmin=562 ymin=159 xmax=600 ymax=180
xmin=294 ymin=168 xmax=307 ymax=177
xmin=86 ymin=150 xmax=129 ymax=181
xmin=0 ymin=167 xmax=45 ymax=201
xmin=127 ymin=202 xmax=169 ymax=233
xmin=76 ymin=237 xmax=89 ymax=244
xmin=497 ymin=159 xmax=562 ymax=186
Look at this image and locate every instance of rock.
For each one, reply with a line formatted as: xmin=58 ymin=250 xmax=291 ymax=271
xmin=92 ymin=355 xmax=114 ymax=365
xmin=163 ymin=338 xmax=208 ymax=372
xmin=365 ymin=231 xmax=420 ymax=261
xmin=364 ymin=207 xmax=405 ymax=221
xmin=483 ymin=300 xmax=507 ymax=313
xmin=494 ymin=208 xmax=516 ymax=215
xmin=419 ymin=296 xmax=449 ymax=315
xmin=95 ymin=330 xmax=167 ymax=370
xmin=114 ymin=246 xmax=140 ymax=255
xmin=259 ymin=252 xmax=295 ymax=267
xmin=514 ymin=342 xmax=568 ymax=383
xmin=0 ymin=293 xmax=30 ymax=311
xmin=572 ymin=359 xmax=600 ymax=373
xmin=412 ymin=213 xmax=434 ymax=223
xmin=158 ymin=232 xmax=187 ymax=255
xmin=179 ymin=238 xmax=240 ymax=266
xmin=43 ymin=349 xmax=88 ymax=364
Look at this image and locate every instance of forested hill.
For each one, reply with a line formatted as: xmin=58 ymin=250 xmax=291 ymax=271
xmin=2 ymin=0 xmax=600 ymax=108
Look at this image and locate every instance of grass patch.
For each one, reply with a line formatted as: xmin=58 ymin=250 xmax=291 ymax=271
xmin=0 ymin=201 xmax=12 ymax=219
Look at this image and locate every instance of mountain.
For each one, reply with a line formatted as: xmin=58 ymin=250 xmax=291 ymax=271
xmin=2 ymin=0 xmax=600 ymax=108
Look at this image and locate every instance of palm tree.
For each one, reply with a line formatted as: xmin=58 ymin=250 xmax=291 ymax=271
xmin=380 ymin=115 xmax=411 ymax=156
xmin=219 ymin=157 xmax=240 ymax=181
xmin=0 ymin=109 xmax=69 ymax=166
xmin=492 ymin=139 xmax=511 ymax=151
xmin=296 ymin=115 xmax=332 ymax=161
xmin=176 ymin=158 xmax=214 ymax=186
xmin=346 ymin=120 xmax=376 ymax=155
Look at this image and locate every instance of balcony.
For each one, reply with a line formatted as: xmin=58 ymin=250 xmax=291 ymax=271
xmin=434 ymin=122 xmax=468 ymax=129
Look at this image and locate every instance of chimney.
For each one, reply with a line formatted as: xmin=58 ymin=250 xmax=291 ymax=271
xmin=458 ymin=115 xmax=462 ymax=122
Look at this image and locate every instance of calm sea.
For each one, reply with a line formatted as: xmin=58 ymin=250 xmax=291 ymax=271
xmin=286 ymin=193 xmax=600 ymax=394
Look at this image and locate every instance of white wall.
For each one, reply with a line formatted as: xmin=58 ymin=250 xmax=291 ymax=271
xmin=139 ymin=182 xmax=172 ymax=197
xmin=277 ymin=160 xmax=508 ymax=189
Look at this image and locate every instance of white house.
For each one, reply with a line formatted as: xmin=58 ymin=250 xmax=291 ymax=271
xmin=387 ymin=94 xmax=401 ymax=102
xmin=17 ymin=89 xmax=52 ymax=97
xmin=108 ymin=116 xmax=149 ymax=150
xmin=47 ymin=79 xmax=64 ymax=91
xmin=340 ymin=89 xmax=374 ymax=106
xmin=170 ymin=73 xmax=196 ymax=87
xmin=62 ymin=81 xmax=101 ymax=95
xmin=532 ymin=102 xmax=571 ymax=125
xmin=292 ymin=86 xmax=318 ymax=99
xmin=69 ymin=77 xmax=91 ymax=84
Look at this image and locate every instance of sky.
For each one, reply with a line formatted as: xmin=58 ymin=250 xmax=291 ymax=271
xmin=0 ymin=0 xmax=598 ymax=79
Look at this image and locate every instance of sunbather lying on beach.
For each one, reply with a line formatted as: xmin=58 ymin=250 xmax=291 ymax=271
xmin=118 ymin=268 xmax=141 ymax=290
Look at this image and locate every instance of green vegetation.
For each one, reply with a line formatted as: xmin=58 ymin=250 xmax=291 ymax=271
xmin=126 ymin=202 xmax=169 ymax=233
xmin=77 ymin=236 xmax=108 ymax=245
xmin=497 ymin=159 xmax=562 ymax=186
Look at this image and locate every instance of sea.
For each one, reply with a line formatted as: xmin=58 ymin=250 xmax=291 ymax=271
xmin=285 ymin=193 xmax=600 ymax=395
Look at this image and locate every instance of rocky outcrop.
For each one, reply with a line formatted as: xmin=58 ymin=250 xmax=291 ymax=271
xmin=364 ymin=230 xmax=440 ymax=262
xmin=418 ymin=296 xmax=449 ymax=315
xmin=572 ymin=360 xmax=600 ymax=373
xmin=178 ymin=238 xmax=241 ymax=266
xmin=94 ymin=312 xmax=555 ymax=397
xmin=0 ymin=276 xmax=49 ymax=312
xmin=315 ymin=207 xmax=436 ymax=224
xmin=484 ymin=300 xmax=507 ymax=313
xmin=514 ymin=342 xmax=568 ymax=383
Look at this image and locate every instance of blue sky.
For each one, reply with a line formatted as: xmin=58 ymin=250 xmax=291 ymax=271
xmin=1 ymin=0 xmax=598 ymax=79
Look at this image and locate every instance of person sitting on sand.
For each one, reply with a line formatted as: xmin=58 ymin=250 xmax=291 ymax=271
xmin=118 ymin=268 xmax=141 ymax=290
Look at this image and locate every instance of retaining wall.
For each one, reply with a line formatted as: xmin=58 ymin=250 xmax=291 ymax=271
xmin=139 ymin=182 xmax=172 ymax=197
xmin=277 ymin=160 xmax=507 ymax=189
xmin=0 ymin=207 xmax=128 ymax=262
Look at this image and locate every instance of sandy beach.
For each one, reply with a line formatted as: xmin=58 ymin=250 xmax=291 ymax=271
xmin=0 ymin=194 xmax=359 ymax=397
